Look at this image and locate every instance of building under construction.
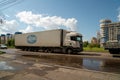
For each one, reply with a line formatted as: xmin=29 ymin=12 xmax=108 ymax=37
xmin=100 ymin=19 xmax=120 ymax=43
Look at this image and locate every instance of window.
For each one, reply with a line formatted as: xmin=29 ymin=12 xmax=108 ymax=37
xmin=71 ymin=36 xmax=76 ymax=41
xmin=71 ymin=36 xmax=82 ymax=41
xmin=76 ymin=37 xmax=82 ymax=41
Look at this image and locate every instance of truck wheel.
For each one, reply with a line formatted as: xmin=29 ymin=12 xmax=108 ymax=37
xmin=22 ymin=48 xmax=25 ymax=51
xmin=67 ymin=49 xmax=73 ymax=54
xmin=48 ymin=49 xmax=53 ymax=53
xmin=35 ymin=49 xmax=39 ymax=52
xmin=44 ymin=49 xmax=52 ymax=53
xmin=25 ymin=48 xmax=28 ymax=51
xmin=109 ymin=50 xmax=119 ymax=54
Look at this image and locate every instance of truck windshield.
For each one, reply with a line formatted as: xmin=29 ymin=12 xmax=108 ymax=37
xmin=71 ymin=36 xmax=82 ymax=41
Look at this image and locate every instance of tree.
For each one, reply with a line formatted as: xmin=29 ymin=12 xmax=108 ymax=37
xmin=87 ymin=43 xmax=94 ymax=49
xmin=7 ymin=39 xmax=15 ymax=47
xmin=83 ymin=41 xmax=89 ymax=47
xmin=87 ymin=43 xmax=100 ymax=48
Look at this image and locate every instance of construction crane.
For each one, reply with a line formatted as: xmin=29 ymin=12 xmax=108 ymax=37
xmin=0 ymin=0 xmax=23 ymax=24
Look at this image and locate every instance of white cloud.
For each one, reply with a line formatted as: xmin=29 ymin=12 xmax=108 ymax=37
xmin=16 ymin=11 xmax=77 ymax=32
xmin=65 ymin=18 xmax=77 ymax=31
xmin=118 ymin=14 xmax=120 ymax=21
xmin=19 ymin=25 xmax=34 ymax=33
xmin=0 ymin=20 xmax=18 ymax=34
xmin=118 ymin=8 xmax=120 ymax=21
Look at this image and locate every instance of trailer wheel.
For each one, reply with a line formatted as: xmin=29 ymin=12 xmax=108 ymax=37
xmin=44 ymin=49 xmax=52 ymax=53
xmin=25 ymin=48 xmax=28 ymax=51
xmin=47 ymin=49 xmax=52 ymax=53
xmin=35 ymin=49 xmax=39 ymax=52
xmin=44 ymin=49 xmax=49 ymax=53
xmin=22 ymin=48 xmax=25 ymax=51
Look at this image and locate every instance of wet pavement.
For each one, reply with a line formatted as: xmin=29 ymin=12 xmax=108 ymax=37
xmin=0 ymin=49 xmax=120 ymax=74
xmin=83 ymin=58 xmax=120 ymax=74
xmin=22 ymin=54 xmax=120 ymax=74
xmin=0 ymin=61 xmax=14 ymax=70
xmin=0 ymin=49 xmax=120 ymax=80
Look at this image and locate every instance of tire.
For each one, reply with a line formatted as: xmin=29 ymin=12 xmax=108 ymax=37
xmin=35 ymin=49 xmax=39 ymax=52
xmin=44 ymin=49 xmax=49 ymax=53
xmin=48 ymin=49 xmax=53 ymax=53
xmin=66 ymin=48 xmax=73 ymax=54
xmin=22 ymin=48 xmax=25 ymax=51
xmin=109 ymin=50 xmax=119 ymax=54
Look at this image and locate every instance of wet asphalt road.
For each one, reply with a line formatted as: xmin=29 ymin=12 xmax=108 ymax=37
xmin=0 ymin=49 xmax=120 ymax=74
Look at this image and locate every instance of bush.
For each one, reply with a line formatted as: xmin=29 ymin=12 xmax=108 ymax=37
xmin=7 ymin=39 xmax=15 ymax=47
xmin=83 ymin=41 xmax=89 ymax=47
xmin=0 ymin=51 xmax=5 ymax=54
xmin=87 ymin=43 xmax=100 ymax=48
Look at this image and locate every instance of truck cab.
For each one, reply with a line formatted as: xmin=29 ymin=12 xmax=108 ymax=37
xmin=64 ymin=31 xmax=83 ymax=53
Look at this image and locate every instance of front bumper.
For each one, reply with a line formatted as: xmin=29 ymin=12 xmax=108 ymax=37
xmin=73 ymin=48 xmax=83 ymax=52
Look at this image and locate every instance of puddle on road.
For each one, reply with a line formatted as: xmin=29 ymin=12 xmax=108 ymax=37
xmin=0 ymin=60 xmax=31 ymax=71
xmin=83 ymin=58 xmax=120 ymax=74
xmin=23 ymin=55 xmax=120 ymax=74
xmin=83 ymin=58 xmax=101 ymax=70
xmin=0 ymin=61 xmax=14 ymax=70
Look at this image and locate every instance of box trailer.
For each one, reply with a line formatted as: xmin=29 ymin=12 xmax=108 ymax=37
xmin=15 ymin=29 xmax=83 ymax=54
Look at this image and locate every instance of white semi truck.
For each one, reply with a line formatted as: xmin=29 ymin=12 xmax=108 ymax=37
xmin=100 ymin=19 xmax=120 ymax=54
xmin=15 ymin=29 xmax=83 ymax=54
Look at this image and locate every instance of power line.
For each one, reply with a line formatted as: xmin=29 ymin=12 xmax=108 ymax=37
xmin=0 ymin=0 xmax=23 ymax=11
xmin=0 ymin=0 xmax=24 ymax=25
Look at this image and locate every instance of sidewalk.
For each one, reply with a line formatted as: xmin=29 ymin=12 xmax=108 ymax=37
xmin=0 ymin=63 xmax=120 ymax=80
xmin=45 ymin=66 xmax=120 ymax=80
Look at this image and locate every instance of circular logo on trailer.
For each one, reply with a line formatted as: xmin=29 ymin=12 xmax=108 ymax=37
xmin=27 ymin=35 xmax=37 ymax=44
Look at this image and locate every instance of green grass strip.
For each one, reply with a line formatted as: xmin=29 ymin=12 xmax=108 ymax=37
xmin=83 ymin=47 xmax=108 ymax=53
xmin=0 ymin=51 xmax=6 ymax=54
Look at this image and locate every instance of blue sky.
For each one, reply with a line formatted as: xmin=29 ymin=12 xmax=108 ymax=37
xmin=1 ymin=0 xmax=120 ymax=41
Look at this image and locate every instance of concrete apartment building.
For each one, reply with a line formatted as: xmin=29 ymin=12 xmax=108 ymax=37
xmin=0 ymin=32 xmax=22 ymax=44
xmin=100 ymin=19 xmax=120 ymax=45
xmin=0 ymin=34 xmax=13 ymax=44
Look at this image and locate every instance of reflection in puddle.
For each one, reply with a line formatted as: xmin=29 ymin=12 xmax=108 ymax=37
xmin=23 ymin=55 xmax=120 ymax=74
xmin=83 ymin=59 xmax=101 ymax=70
xmin=0 ymin=61 xmax=14 ymax=70
xmin=85 ymin=59 xmax=120 ymax=74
